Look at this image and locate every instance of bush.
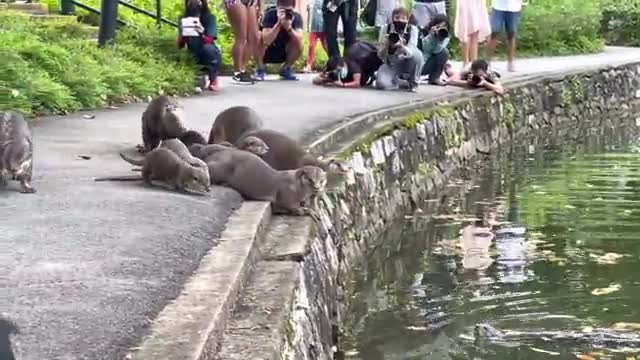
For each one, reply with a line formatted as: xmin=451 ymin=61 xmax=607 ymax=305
xmin=601 ymin=0 xmax=640 ymax=46
xmin=0 ymin=12 xmax=198 ymax=115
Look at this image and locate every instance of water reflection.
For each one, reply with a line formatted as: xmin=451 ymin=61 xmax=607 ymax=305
xmin=343 ymin=120 xmax=640 ymax=359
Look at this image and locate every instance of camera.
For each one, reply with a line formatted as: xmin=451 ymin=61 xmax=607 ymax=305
xmin=325 ymin=70 xmax=339 ymax=82
xmin=284 ymin=8 xmax=294 ymax=20
xmin=471 ymin=74 xmax=483 ymax=86
xmin=436 ymin=27 xmax=449 ymax=39
xmin=387 ymin=32 xmax=401 ymax=45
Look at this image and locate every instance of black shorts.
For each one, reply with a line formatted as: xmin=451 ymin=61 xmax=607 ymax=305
xmin=263 ymin=44 xmax=287 ymax=64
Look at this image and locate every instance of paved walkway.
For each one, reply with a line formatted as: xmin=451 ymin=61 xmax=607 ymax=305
xmin=2 ymin=47 xmax=640 ymax=360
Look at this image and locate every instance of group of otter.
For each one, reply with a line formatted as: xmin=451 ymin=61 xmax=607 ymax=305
xmin=109 ymin=96 xmax=350 ymax=216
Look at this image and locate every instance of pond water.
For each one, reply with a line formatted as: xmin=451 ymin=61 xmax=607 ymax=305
xmin=342 ymin=116 xmax=640 ymax=360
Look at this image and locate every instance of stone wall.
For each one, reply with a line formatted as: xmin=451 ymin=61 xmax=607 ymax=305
xmin=281 ymin=63 xmax=640 ymax=359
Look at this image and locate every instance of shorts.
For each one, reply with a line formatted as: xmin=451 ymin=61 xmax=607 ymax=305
xmin=490 ymin=9 xmax=520 ymax=34
xmin=223 ymin=0 xmax=257 ymax=10
xmin=263 ymin=44 xmax=287 ymax=64
xmin=412 ymin=1 xmax=446 ymax=29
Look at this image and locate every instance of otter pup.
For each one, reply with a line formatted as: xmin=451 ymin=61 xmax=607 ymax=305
xmin=237 ymin=129 xmax=351 ymax=175
xmin=96 ymin=148 xmax=210 ymax=193
xmin=205 ymin=149 xmax=326 ymax=216
xmin=189 ymin=136 xmax=269 ymax=161
xmin=160 ymin=139 xmax=208 ymax=171
xmin=0 ymin=316 xmax=17 ymax=360
xmin=138 ymin=95 xmax=188 ymax=153
xmin=177 ymin=130 xmax=207 ymax=148
xmin=0 ymin=111 xmax=36 ymax=194
xmin=208 ymin=106 xmax=263 ymax=144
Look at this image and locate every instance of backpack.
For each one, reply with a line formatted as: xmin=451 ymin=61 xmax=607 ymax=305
xmin=360 ymin=0 xmax=376 ymax=27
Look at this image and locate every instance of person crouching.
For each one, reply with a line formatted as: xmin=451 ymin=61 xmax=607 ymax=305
xmin=312 ymin=41 xmax=383 ymax=88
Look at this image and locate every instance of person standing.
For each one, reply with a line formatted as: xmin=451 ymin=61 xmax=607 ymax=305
xmin=304 ymin=0 xmax=327 ymax=72
xmin=224 ymin=0 xmax=261 ymax=84
xmin=454 ymin=0 xmax=491 ymax=69
xmin=412 ymin=0 xmax=446 ymax=29
xmin=486 ymin=0 xmax=526 ymax=72
xmin=323 ymin=0 xmax=358 ymax=58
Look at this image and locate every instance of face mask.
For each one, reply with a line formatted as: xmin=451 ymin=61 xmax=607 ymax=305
xmin=339 ymin=66 xmax=348 ymax=79
xmin=393 ymin=21 xmax=407 ymax=32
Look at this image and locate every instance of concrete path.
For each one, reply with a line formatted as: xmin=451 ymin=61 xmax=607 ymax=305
xmin=1 ymin=46 xmax=640 ymax=360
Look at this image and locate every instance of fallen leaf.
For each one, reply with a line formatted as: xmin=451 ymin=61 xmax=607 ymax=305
xmin=82 ymin=114 xmax=95 ymax=119
xmin=575 ymin=354 xmax=596 ymax=360
xmin=613 ymin=322 xmax=640 ymax=331
xmin=591 ymin=283 xmax=622 ymax=296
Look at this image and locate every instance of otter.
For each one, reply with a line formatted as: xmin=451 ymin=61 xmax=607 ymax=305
xmin=205 ymin=149 xmax=326 ymax=216
xmin=189 ymin=136 xmax=269 ymax=161
xmin=0 ymin=111 xmax=36 ymax=194
xmin=95 ymin=148 xmax=210 ymax=193
xmin=177 ymin=130 xmax=207 ymax=148
xmin=0 ymin=316 xmax=18 ymax=360
xmin=208 ymin=106 xmax=263 ymax=144
xmin=138 ymin=95 xmax=188 ymax=153
xmin=160 ymin=139 xmax=208 ymax=171
xmin=237 ymin=129 xmax=351 ymax=175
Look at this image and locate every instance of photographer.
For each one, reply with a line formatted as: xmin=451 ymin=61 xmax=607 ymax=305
xmin=376 ymin=7 xmax=424 ymax=91
xmin=177 ymin=0 xmax=222 ymax=91
xmin=448 ymin=59 xmax=504 ymax=95
xmin=420 ymin=14 xmax=450 ymax=85
xmin=255 ymin=0 xmax=304 ymax=81
xmin=312 ymin=41 xmax=383 ymax=88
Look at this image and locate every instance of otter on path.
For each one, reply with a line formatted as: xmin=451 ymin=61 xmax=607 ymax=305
xmin=138 ymin=95 xmax=188 ymax=153
xmin=0 ymin=316 xmax=18 ymax=360
xmin=0 ymin=111 xmax=36 ymax=194
xmin=189 ymin=136 xmax=269 ymax=161
xmin=205 ymin=149 xmax=326 ymax=215
xmin=208 ymin=106 xmax=264 ymax=144
xmin=177 ymin=130 xmax=207 ymax=148
xmin=95 ymin=148 xmax=210 ymax=193
xmin=237 ymin=129 xmax=351 ymax=175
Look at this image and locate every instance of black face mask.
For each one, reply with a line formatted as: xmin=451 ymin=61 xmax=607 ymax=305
xmin=393 ymin=21 xmax=407 ymax=32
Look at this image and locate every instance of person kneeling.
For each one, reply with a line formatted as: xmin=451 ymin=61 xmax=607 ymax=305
xmin=448 ymin=59 xmax=504 ymax=95
xmin=255 ymin=0 xmax=304 ymax=81
xmin=312 ymin=41 xmax=382 ymax=88
xmin=177 ymin=0 xmax=222 ymax=91
xmin=420 ymin=14 xmax=450 ymax=85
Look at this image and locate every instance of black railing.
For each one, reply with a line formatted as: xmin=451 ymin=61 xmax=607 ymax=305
xmin=61 ymin=0 xmax=177 ymax=47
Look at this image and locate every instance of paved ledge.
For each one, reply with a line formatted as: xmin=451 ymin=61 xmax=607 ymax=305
xmin=3 ymin=47 xmax=640 ymax=359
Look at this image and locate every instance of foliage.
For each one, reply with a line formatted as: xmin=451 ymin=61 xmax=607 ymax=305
xmin=600 ymin=0 xmax=640 ymax=46
xmin=0 ymin=12 xmax=197 ymax=115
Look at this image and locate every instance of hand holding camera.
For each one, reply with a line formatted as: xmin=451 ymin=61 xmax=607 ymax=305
xmin=430 ymin=24 xmax=449 ymax=40
xmin=278 ymin=8 xmax=294 ymax=30
xmin=467 ymin=73 xmax=487 ymax=87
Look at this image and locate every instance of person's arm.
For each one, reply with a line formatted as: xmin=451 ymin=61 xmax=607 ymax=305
xmin=261 ymin=9 xmax=282 ymax=46
xmin=313 ymin=73 xmax=329 ymax=85
xmin=448 ymin=70 xmax=471 ymax=87
xmin=482 ymin=78 xmax=504 ymax=95
xmin=338 ymin=73 xmax=361 ymax=88
xmin=288 ymin=12 xmax=304 ymax=43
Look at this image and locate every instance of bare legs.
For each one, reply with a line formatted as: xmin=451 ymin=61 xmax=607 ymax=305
xmin=461 ymin=30 xmax=480 ymax=69
xmin=486 ymin=32 xmax=517 ymax=72
xmin=226 ymin=2 xmax=260 ymax=73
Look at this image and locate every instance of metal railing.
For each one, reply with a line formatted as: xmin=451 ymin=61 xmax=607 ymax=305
xmin=61 ymin=0 xmax=177 ymax=47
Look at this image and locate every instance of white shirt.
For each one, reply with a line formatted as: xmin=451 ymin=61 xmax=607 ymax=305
xmin=492 ymin=0 xmax=523 ymax=12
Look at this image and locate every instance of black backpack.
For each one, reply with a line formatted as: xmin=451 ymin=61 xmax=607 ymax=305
xmin=360 ymin=0 xmax=376 ymax=27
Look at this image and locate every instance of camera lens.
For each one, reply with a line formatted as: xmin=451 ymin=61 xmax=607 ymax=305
xmin=388 ymin=32 xmax=400 ymax=45
xmin=472 ymin=74 xmax=482 ymax=85
xmin=437 ymin=28 xmax=448 ymax=38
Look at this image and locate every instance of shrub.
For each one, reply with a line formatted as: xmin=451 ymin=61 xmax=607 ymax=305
xmin=0 ymin=12 xmax=198 ymax=115
xmin=601 ymin=0 xmax=640 ymax=46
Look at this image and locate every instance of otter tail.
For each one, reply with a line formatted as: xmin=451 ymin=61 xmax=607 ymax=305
xmin=119 ymin=152 xmax=145 ymax=166
xmin=94 ymin=175 xmax=143 ymax=182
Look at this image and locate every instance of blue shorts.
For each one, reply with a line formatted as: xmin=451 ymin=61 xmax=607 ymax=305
xmin=490 ymin=9 xmax=521 ymax=35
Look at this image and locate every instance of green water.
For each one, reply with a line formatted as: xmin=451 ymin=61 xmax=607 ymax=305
xmin=342 ymin=121 xmax=640 ymax=360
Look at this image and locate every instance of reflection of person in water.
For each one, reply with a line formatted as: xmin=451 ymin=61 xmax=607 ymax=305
xmin=461 ymin=219 xmax=494 ymax=271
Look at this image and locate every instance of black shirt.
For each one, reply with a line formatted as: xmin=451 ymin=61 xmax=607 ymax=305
xmin=261 ymin=7 xmax=303 ymax=49
xmin=343 ymin=41 xmax=383 ymax=85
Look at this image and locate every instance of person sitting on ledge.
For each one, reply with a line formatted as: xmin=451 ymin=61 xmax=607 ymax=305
xmin=448 ymin=59 xmax=504 ymax=95
xmin=312 ymin=40 xmax=383 ymax=88
xmin=177 ymin=0 xmax=222 ymax=91
xmin=255 ymin=0 xmax=304 ymax=81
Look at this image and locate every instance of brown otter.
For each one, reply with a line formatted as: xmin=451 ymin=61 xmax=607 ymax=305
xmin=189 ymin=136 xmax=269 ymax=161
xmin=95 ymin=148 xmax=210 ymax=193
xmin=208 ymin=106 xmax=263 ymax=144
xmin=237 ymin=129 xmax=351 ymax=175
xmin=138 ymin=95 xmax=188 ymax=153
xmin=0 ymin=316 xmax=18 ymax=360
xmin=205 ymin=149 xmax=326 ymax=215
xmin=0 ymin=111 xmax=36 ymax=194
xmin=177 ymin=130 xmax=207 ymax=148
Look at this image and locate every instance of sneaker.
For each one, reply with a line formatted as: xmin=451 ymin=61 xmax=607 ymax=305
xmin=279 ymin=66 xmax=298 ymax=81
xmin=232 ymin=71 xmax=255 ymax=85
xmin=255 ymin=67 xmax=267 ymax=81
xmin=302 ymin=64 xmax=313 ymax=73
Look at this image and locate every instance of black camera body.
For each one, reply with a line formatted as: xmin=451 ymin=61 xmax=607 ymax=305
xmin=471 ymin=74 xmax=483 ymax=86
xmin=284 ymin=8 xmax=294 ymax=20
xmin=436 ymin=27 xmax=449 ymax=40
xmin=325 ymin=70 xmax=339 ymax=82
xmin=387 ymin=32 xmax=401 ymax=45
